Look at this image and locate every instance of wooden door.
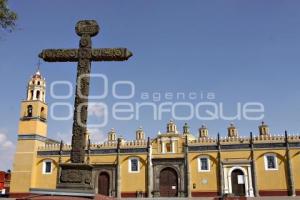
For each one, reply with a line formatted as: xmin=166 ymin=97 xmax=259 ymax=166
xmin=231 ymin=169 xmax=246 ymax=196
xmin=98 ymin=172 xmax=110 ymax=196
xmin=159 ymin=168 xmax=178 ymax=197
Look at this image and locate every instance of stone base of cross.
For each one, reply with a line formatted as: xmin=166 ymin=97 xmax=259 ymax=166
xmin=57 ymin=163 xmax=93 ymax=190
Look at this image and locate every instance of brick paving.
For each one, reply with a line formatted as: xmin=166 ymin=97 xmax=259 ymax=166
xmin=5 ymin=196 xmax=300 ymax=200
xmin=15 ymin=194 xmax=115 ymax=200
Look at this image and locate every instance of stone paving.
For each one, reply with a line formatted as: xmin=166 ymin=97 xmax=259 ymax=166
xmin=0 ymin=194 xmax=114 ymax=200
xmin=2 ymin=196 xmax=300 ymax=200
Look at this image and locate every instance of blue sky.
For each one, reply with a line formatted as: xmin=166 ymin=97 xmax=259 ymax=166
xmin=1 ymin=0 xmax=300 ymax=170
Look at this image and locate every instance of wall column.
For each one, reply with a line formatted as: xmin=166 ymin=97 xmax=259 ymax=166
xmin=285 ymin=131 xmax=296 ymax=196
xmin=116 ymin=138 xmax=121 ymax=199
xmin=217 ymin=133 xmax=224 ymax=196
xmin=184 ymin=136 xmax=191 ymax=198
xmin=56 ymin=140 xmax=63 ymax=185
xmin=250 ymin=132 xmax=259 ymax=197
xmin=147 ymin=137 xmax=153 ymax=198
xmin=251 ymin=160 xmax=259 ymax=197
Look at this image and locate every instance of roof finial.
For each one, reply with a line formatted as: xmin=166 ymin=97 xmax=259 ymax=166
xmin=36 ymin=58 xmax=41 ymax=75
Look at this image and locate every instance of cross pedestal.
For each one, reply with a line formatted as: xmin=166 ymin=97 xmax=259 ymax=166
xmin=57 ymin=164 xmax=93 ymax=190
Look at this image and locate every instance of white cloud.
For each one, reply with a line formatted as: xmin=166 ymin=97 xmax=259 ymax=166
xmin=0 ymin=133 xmax=14 ymax=150
xmin=0 ymin=132 xmax=15 ymax=171
xmin=55 ymin=128 xmax=107 ymax=145
xmin=88 ymin=103 xmax=106 ymax=117
xmin=3 ymin=140 xmax=13 ymax=148
xmin=87 ymin=128 xmax=106 ymax=143
xmin=0 ymin=133 xmax=6 ymax=143
xmin=56 ymin=131 xmax=72 ymax=144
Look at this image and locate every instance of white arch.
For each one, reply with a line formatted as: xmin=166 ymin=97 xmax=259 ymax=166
xmin=227 ymin=166 xmax=249 ymax=197
xmin=228 ymin=166 xmax=247 ymax=177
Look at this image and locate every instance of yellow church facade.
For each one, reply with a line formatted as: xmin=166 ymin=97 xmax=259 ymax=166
xmin=10 ymin=70 xmax=300 ymax=198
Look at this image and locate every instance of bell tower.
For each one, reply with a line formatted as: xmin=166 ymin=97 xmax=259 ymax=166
xmin=167 ymin=120 xmax=177 ymax=133
xmin=259 ymin=121 xmax=270 ymax=136
xmin=183 ymin=123 xmax=190 ymax=135
xmin=199 ymin=125 xmax=209 ymax=138
xmin=228 ymin=123 xmax=238 ymax=137
xmin=10 ymin=68 xmax=48 ymax=195
xmin=136 ymin=127 xmax=145 ymax=140
xmin=18 ymin=69 xmax=48 ymax=137
xmin=108 ymin=128 xmax=117 ymax=142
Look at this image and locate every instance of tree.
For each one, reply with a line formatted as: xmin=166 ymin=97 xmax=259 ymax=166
xmin=0 ymin=0 xmax=17 ymax=33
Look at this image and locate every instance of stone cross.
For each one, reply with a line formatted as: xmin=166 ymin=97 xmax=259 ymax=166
xmin=39 ymin=20 xmax=132 ymax=163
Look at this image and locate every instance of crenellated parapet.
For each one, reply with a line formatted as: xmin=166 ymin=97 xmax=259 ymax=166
xmin=37 ymin=134 xmax=300 ymax=152
xmin=37 ymin=120 xmax=300 ymax=154
xmin=121 ymin=139 xmax=148 ymax=148
xmin=90 ymin=139 xmax=148 ymax=149
xmin=288 ymin=134 xmax=300 ymax=142
xmin=189 ymin=137 xmax=217 ymax=145
xmin=187 ymin=133 xmax=300 ymax=149
xmin=253 ymin=133 xmax=300 ymax=143
xmin=90 ymin=141 xmax=118 ymax=149
xmin=38 ymin=138 xmax=148 ymax=152
xmin=253 ymin=134 xmax=286 ymax=143
xmin=220 ymin=136 xmax=250 ymax=145
xmin=38 ymin=143 xmax=71 ymax=151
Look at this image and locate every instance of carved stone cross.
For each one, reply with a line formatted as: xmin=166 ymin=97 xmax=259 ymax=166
xmin=39 ymin=20 xmax=132 ymax=163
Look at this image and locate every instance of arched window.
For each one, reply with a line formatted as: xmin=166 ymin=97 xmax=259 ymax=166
xmin=36 ymin=90 xmax=40 ymax=99
xmin=37 ymin=81 xmax=40 ymax=85
xmin=41 ymin=107 xmax=45 ymax=119
xmin=29 ymin=90 xmax=33 ymax=100
xmin=27 ymin=105 xmax=33 ymax=117
xmin=165 ymin=143 xmax=172 ymax=153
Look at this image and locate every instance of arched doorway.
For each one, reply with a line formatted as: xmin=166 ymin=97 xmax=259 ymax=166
xmin=159 ymin=167 xmax=178 ymax=197
xmin=98 ymin=172 xmax=110 ymax=196
xmin=231 ymin=169 xmax=246 ymax=196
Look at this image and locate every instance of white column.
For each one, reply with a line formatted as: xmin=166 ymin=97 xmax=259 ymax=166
xmin=247 ymin=165 xmax=254 ymax=197
xmin=27 ymin=89 xmax=30 ymax=100
xmin=244 ymin=173 xmax=249 ymax=197
xmin=33 ymin=89 xmax=37 ymax=100
xmin=224 ymin=167 xmax=229 ymax=194
xmin=38 ymin=90 xmax=42 ymax=101
xmin=171 ymin=139 xmax=175 ymax=153
xmin=228 ymin=167 xmax=232 ymax=194
xmin=43 ymin=91 xmax=46 ymax=102
xmin=162 ymin=142 xmax=165 ymax=153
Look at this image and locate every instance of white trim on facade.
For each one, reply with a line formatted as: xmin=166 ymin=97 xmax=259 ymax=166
xmin=160 ymin=137 xmax=178 ymax=154
xmin=42 ymin=160 xmax=52 ymax=174
xmin=264 ymin=153 xmax=278 ymax=171
xmin=128 ymin=157 xmax=140 ymax=173
xmin=198 ymin=156 xmax=210 ymax=172
xmin=227 ymin=166 xmax=248 ymax=196
xmin=223 ymin=165 xmax=254 ymax=197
